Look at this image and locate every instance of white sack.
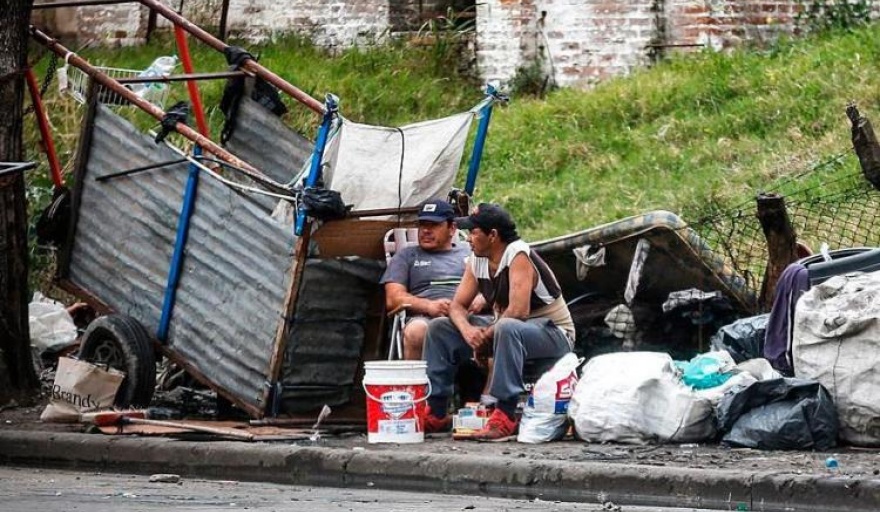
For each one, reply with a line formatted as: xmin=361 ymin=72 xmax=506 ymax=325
xmin=517 ymin=353 xmax=580 ymax=444
xmin=793 ymin=271 xmax=880 ymax=446
xmin=321 ymin=113 xmax=473 ymax=215
xmin=29 ymin=292 xmax=78 ymax=354
xmin=568 ymin=352 xmax=715 ymax=444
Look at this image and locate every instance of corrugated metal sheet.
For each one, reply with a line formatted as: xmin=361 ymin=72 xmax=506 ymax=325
xmin=68 ymin=105 xmax=295 ymax=413
xmin=224 ymin=94 xmax=313 ymax=185
xmin=165 ymin=170 xmax=295 ymax=410
xmin=280 ymin=257 xmax=384 ymax=413
xmin=68 ymin=105 xmax=187 ymax=330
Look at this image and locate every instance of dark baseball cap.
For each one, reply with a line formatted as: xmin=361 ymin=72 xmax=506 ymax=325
xmin=455 ymin=203 xmax=519 ymax=240
xmin=417 ymin=199 xmax=456 ymax=222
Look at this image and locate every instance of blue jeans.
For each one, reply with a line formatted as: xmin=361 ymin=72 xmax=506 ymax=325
xmin=424 ymin=316 xmax=571 ymax=412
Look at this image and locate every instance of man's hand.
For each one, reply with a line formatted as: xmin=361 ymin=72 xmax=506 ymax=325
xmin=461 ymin=324 xmax=487 ymax=350
xmin=424 ymin=298 xmax=451 ymax=318
xmin=468 ymin=294 xmax=488 ymax=315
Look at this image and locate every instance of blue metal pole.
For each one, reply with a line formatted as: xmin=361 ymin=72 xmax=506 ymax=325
xmin=464 ymin=84 xmax=502 ymax=196
xmin=157 ymin=145 xmax=201 ymax=342
xmin=295 ymin=93 xmax=339 ymax=236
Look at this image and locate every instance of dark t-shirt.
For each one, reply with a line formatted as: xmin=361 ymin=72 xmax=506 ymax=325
xmin=380 ymin=243 xmax=471 ymax=300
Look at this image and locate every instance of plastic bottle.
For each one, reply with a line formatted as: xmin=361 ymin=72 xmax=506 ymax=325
xmin=133 ymin=56 xmax=178 ymax=98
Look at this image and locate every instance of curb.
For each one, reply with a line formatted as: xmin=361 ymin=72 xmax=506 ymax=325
xmin=1 ymin=430 xmax=878 ymax=511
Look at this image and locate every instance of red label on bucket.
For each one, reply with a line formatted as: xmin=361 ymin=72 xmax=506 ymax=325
xmin=365 ymin=383 xmax=428 ymax=443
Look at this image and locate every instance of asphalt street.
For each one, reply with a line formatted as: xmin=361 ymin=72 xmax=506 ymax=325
xmin=0 ymin=466 xmax=729 ymax=512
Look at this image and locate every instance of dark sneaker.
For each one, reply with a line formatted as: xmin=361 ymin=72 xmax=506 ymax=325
xmin=461 ymin=408 xmax=517 ymax=441
xmin=423 ymin=407 xmax=452 ymax=434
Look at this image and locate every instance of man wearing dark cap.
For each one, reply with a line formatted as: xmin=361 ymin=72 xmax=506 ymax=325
xmin=381 ymin=199 xmax=473 ymax=360
xmin=423 ymin=203 xmax=575 ymax=440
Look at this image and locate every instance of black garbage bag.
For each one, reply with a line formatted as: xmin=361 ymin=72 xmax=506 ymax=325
xmin=717 ymin=377 xmax=838 ymax=450
xmin=301 ymin=187 xmax=350 ymax=221
xmin=710 ymin=314 xmax=769 ymax=364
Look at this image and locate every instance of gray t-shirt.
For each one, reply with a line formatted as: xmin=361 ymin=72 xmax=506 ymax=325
xmin=380 ymin=243 xmax=471 ymax=300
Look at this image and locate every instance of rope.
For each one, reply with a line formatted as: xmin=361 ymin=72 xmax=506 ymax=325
xmin=395 ymin=126 xmax=405 ymax=226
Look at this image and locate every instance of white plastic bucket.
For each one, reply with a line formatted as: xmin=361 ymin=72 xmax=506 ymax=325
xmin=363 ymin=361 xmax=430 ymax=443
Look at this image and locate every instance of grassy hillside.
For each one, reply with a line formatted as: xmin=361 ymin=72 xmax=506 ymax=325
xmin=24 ymin=24 xmax=880 ymax=248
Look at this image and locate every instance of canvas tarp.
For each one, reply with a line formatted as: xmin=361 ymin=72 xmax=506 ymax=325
xmin=319 ymin=113 xmax=473 ymax=213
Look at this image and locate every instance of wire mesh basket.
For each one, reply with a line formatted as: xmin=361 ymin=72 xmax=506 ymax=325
xmin=68 ymin=65 xmax=171 ymax=108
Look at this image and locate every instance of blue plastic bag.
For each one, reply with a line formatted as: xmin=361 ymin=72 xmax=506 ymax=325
xmin=675 ymin=351 xmax=734 ymax=390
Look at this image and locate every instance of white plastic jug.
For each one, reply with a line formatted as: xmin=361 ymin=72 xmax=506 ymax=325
xmin=132 ymin=56 xmax=177 ymax=98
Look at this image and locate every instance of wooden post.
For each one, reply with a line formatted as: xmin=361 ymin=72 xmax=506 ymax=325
xmin=756 ymin=192 xmax=798 ymax=312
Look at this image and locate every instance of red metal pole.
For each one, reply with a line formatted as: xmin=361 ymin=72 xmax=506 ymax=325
xmin=174 ymin=25 xmax=210 ymax=137
xmin=30 ymin=27 xmax=289 ymax=194
xmin=137 ymin=0 xmax=325 ymax=115
xmin=25 ymin=68 xmax=64 ymax=188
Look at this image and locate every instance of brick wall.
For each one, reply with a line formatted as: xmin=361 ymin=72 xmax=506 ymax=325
xmin=223 ymin=0 xmax=390 ymax=49
xmin=42 ymin=0 xmax=880 ymax=89
xmin=475 ymin=0 xmax=880 ymax=89
xmin=72 ymin=4 xmax=148 ymax=46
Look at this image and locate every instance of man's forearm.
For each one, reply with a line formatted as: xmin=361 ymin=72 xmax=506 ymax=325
xmin=448 ymin=301 xmax=472 ymax=333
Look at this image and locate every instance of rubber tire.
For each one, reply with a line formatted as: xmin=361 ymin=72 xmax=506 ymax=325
xmin=78 ymin=314 xmax=157 ymax=408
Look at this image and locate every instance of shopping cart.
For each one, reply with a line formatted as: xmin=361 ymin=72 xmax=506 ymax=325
xmin=67 ymin=65 xmax=171 ymax=108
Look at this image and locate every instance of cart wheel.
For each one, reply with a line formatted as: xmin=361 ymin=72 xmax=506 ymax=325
xmin=78 ymin=314 xmax=157 ymax=408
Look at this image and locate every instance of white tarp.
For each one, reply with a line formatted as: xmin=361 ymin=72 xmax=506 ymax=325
xmin=793 ymin=271 xmax=880 ymax=446
xmin=320 ymin=113 xmax=473 ymax=214
xmin=568 ymin=352 xmax=716 ymax=444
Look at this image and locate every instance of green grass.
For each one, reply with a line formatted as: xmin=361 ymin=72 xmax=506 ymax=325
xmin=24 ymin=23 xmax=880 ymax=253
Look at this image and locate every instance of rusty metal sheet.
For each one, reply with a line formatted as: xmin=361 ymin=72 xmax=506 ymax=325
xmin=279 ymin=257 xmax=384 ymax=414
xmin=223 ymin=93 xmax=313 ymax=185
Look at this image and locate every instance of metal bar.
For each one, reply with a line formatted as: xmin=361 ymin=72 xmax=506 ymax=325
xmin=346 ymin=206 xmax=419 ymax=218
xmin=295 ymin=94 xmax=338 ymax=236
xmin=146 ymin=8 xmax=157 ymax=42
xmin=30 ymin=27 xmax=290 ymax=195
xmin=115 ymin=70 xmax=248 ymax=84
xmin=218 ymin=0 xmax=230 ymax=41
xmin=94 ymin=158 xmax=188 ymax=182
xmin=33 ymin=0 xmax=133 ymax=8
xmin=157 ymin=146 xmax=202 ymax=342
xmin=24 ymin=69 xmax=64 ymax=188
xmin=56 ymin=81 xmax=100 ymax=282
xmin=137 ymin=0 xmax=325 ymax=115
xmin=174 ymin=25 xmax=210 ymax=137
xmin=264 ymin=228 xmax=310 ymax=417
xmin=0 ymin=162 xmax=37 ymax=178
xmin=465 ymin=85 xmax=498 ymax=195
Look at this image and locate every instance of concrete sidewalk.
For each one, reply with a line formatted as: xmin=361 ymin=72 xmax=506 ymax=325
xmin=1 ymin=429 xmax=878 ymax=512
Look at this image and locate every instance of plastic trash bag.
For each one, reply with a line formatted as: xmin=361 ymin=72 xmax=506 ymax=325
xmin=716 ymin=377 xmax=838 ymax=450
xmin=569 ymin=352 xmax=716 ymax=444
xmin=29 ymin=292 xmax=78 ymax=355
xmin=517 ymin=353 xmax=580 ymax=444
xmin=710 ymin=314 xmax=768 ymax=363
xmin=676 ymin=350 xmax=736 ymax=390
